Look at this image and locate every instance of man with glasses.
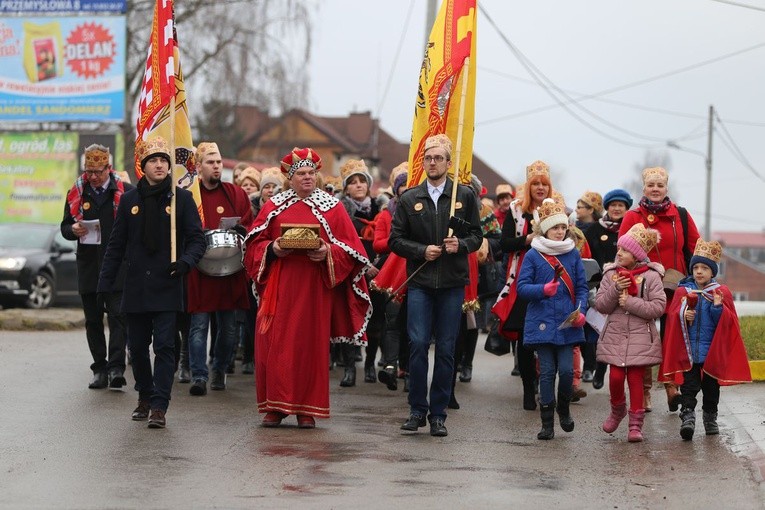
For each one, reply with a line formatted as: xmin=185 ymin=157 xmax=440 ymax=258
xmin=389 ymin=134 xmax=482 ymax=437
xmin=61 ymin=144 xmax=133 ymax=390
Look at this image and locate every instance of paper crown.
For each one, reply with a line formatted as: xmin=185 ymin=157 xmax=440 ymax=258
xmin=84 ymin=145 xmax=110 ymax=168
xmin=389 ymin=161 xmax=409 ymax=186
xmin=495 ymin=183 xmax=514 ymax=198
xmin=136 ymin=136 xmax=171 ymax=168
xmin=340 ymin=159 xmax=373 ymax=189
xmin=579 ymin=190 xmax=603 ymax=214
xmin=535 ymin=198 xmax=568 ymax=234
xmin=196 ymin=142 xmax=220 ymax=161
xmin=617 ymin=223 xmax=659 ymax=262
xmin=280 ymin=147 xmax=322 ymax=177
xmin=238 ymin=166 xmax=261 ymax=187
xmin=693 ymin=239 xmax=722 ymax=263
xmin=526 ymin=160 xmax=550 ymax=181
xmin=259 ymin=167 xmax=284 ymax=188
xmin=642 ymin=166 xmax=668 ymax=185
xmin=424 ymin=134 xmax=453 ymax=157
xmin=323 ymin=174 xmax=342 ymax=191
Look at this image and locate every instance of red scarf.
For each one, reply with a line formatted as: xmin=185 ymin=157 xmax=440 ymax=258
xmin=66 ymin=172 xmax=124 ymax=221
xmin=617 ymin=265 xmax=650 ymax=296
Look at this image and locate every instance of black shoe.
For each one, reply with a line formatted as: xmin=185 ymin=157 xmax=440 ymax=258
xmin=241 ymin=362 xmax=254 ymax=375
xmin=401 ymin=414 xmax=426 ymax=431
xmin=448 ymin=395 xmax=460 ymax=410
xmin=680 ymin=408 xmax=696 ymax=440
xmin=148 ymin=409 xmax=166 ymax=429
xmin=364 ymin=366 xmax=376 ymax=383
xmin=459 ymin=365 xmax=472 ymax=383
xmin=430 ymin=418 xmax=448 ymax=437
xmin=190 ymin=379 xmax=207 ymax=396
xmin=108 ymin=369 xmax=126 ymax=389
xmin=582 ymin=370 xmax=594 ymax=383
xmin=88 ymin=372 xmax=108 ymax=389
xmin=592 ymin=375 xmax=605 ymax=390
xmin=378 ymin=366 xmax=398 ymax=391
xmin=178 ymin=366 xmax=191 ymax=383
xmin=210 ymin=370 xmax=226 ymax=391
xmin=511 ymin=366 xmax=520 ymax=377
xmin=131 ymin=400 xmax=150 ymax=421
xmin=340 ymin=367 xmax=356 ymax=387
xmin=377 ymin=359 xmax=385 ymax=367
xmin=225 ymin=361 xmax=235 ymax=375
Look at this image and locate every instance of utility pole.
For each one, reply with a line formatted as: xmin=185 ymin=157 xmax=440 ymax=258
xmin=425 ymin=0 xmax=438 ymax=48
xmin=705 ymin=105 xmax=714 ymax=240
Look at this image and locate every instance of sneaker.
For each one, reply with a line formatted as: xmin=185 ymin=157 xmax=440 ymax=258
xmin=430 ymin=418 xmax=448 ymax=437
xmin=190 ymin=379 xmax=207 ymax=396
xmin=131 ymin=400 xmax=150 ymax=421
xmin=210 ymin=370 xmax=226 ymax=391
xmin=400 ymin=414 xmax=426 ymax=431
xmin=148 ymin=409 xmax=166 ymax=429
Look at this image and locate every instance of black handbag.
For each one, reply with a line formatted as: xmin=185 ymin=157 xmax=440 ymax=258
xmin=484 ymin=320 xmax=511 ymax=356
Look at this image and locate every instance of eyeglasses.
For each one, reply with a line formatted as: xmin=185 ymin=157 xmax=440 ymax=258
xmin=423 ymin=155 xmax=447 ymax=164
xmin=84 ymin=168 xmax=107 ymax=176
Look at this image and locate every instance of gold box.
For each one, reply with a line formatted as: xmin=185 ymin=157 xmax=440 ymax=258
xmin=280 ymin=224 xmax=321 ymax=250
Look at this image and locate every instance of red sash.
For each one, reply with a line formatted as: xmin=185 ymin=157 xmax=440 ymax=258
xmin=540 ymin=253 xmax=575 ymax=304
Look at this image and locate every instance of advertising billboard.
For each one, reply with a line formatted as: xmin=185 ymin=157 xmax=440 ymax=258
xmin=0 ymin=16 xmax=126 ymax=122
xmin=0 ymin=1 xmax=127 ymax=13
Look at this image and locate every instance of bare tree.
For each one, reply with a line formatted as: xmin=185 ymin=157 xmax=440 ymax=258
xmin=625 ymin=150 xmax=673 ymax=202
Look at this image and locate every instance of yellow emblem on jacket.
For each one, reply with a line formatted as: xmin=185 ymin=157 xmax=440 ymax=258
xmin=165 ymin=206 xmax=171 ymax=214
xmin=83 ymin=202 xmax=91 ymax=210
xmin=455 ymin=201 xmax=463 ymax=210
xmin=216 ymin=206 xmax=224 ymax=214
xmin=414 ymin=203 xmax=424 ymax=212
xmin=131 ymin=206 xmax=139 ymax=215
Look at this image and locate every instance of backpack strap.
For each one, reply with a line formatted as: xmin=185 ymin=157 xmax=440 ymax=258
xmin=677 ymin=206 xmax=692 ymax=271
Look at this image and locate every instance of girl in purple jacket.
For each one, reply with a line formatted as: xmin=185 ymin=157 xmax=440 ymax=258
xmin=595 ymin=224 xmax=666 ymax=442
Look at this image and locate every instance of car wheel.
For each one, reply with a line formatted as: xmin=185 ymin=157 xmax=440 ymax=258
xmin=26 ymin=272 xmax=55 ymax=309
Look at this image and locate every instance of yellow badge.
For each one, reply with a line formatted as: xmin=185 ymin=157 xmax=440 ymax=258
xmin=600 ymin=234 xmax=608 ymax=241
xmin=612 ymin=273 xmax=619 ymax=281
xmin=216 ymin=206 xmax=224 ymax=214
xmin=635 ymin=276 xmax=644 ymax=284
xmin=414 ymin=203 xmax=424 ymax=212
xmin=455 ymin=201 xmax=463 ymax=210
xmin=82 ymin=202 xmax=91 ymax=210
xmin=646 ymin=214 xmax=656 ymax=224
xmin=165 ymin=206 xmax=171 ymax=214
xmin=131 ymin=206 xmax=139 ymax=215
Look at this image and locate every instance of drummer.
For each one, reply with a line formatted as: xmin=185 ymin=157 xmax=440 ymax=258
xmin=185 ymin=142 xmax=255 ymax=396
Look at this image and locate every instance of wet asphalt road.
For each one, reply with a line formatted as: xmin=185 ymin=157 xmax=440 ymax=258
xmin=1 ymin=329 xmax=763 ymax=509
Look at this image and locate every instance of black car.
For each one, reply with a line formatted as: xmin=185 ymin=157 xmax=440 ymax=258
xmin=0 ymin=223 xmax=79 ymax=309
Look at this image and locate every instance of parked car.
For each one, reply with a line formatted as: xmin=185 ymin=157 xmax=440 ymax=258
xmin=0 ymin=223 xmax=79 ymax=309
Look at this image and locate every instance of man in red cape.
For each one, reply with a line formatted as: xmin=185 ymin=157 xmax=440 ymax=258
xmin=243 ymin=147 xmax=372 ymax=429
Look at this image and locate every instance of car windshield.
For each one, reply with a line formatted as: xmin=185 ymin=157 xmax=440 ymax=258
xmin=0 ymin=225 xmax=51 ymax=250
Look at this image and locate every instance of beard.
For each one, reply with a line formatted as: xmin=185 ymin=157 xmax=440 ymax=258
xmin=207 ymin=175 xmax=221 ymax=187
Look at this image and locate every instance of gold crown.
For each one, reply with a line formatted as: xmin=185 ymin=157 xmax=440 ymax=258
xmin=238 ymin=166 xmax=261 ymax=186
xmin=260 ymin=167 xmax=285 ymax=187
xmin=624 ymin=223 xmax=659 ymax=254
xmin=693 ymin=239 xmax=722 ymax=263
xmin=642 ymin=166 xmax=668 ymax=184
xmin=340 ymin=159 xmax=369 ymax=180
xmin=424 ymin=134 xmax=453 ymax=156
xmin=526 ymin=160 xmax=550 ymax=181
xmin=495 ymin=183 xmax=513 ymax=197
xmin=136 ymin=136 xmax=170 ymax=165
xmin=84 ymin=145 xmax=110 ymax=168
xmin=389 ymin=161 xmax=409 ymax=186
xmin=196 ymin=142 xmax=220 ymax=161
xmin=537 ymin=197 xmax=566 ymax=222
xmin=579 ymin=190 xmax=603 ymax=213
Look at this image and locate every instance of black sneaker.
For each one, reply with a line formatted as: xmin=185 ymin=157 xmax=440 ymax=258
xmin=400 ymin=414 xmax=426 ymax=431
xmin=430 ymin=418 xmax=448 ymax=437
xmin=190 ymin=379 xmax=207 ymax=396
xmin=210 ymin=370 xmax=226 ymax=391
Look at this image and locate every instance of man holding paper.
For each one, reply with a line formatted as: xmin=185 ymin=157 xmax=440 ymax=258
xmin=61 ymin=144 xmax=134 ymax=390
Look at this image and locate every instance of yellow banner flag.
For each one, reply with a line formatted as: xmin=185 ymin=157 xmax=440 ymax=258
xmin=408 ymin=0 xmax=476 ymax=186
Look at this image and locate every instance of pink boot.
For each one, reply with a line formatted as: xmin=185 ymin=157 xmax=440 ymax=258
xmin=628 ymin=410 xmax=646 ymax=442
xmin=602 ymin=403 xmax=627 ymax=434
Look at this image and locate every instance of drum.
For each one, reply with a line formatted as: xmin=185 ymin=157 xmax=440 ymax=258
xmin=197 ymin=229 xmax=243 ymax=277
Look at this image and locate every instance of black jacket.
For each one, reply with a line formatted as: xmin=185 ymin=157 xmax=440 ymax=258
xmin=389 ymin=178 xmax=482 ymax=289
xmin=584 ymin=220 xmax=620 ymax=284
xmin=97 ymin=183 xmax=205 ymax=313
xmin=60 ymin=176 xmax=134 ymax=294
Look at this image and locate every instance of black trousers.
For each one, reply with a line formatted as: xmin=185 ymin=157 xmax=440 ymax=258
xmin=365 ymin=290 xmax=387 ymax=369
xmin=81 ymin=291 xmax=126 ymax=374
xmin=681 ymin=363 xmax=720 ymax=413
xmin=127 ymin=311 xmax=177 ymax=411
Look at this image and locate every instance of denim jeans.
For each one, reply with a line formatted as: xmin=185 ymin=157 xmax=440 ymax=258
xmin=536 ymin=343 xmax=574 ymax=406
xmin=127 ymin=312 xmax=177 ymax=411
xmin=407 ymin=285 xmax=464 ymax=421
xmin=188 ymin=310 xmax=238 ymax=380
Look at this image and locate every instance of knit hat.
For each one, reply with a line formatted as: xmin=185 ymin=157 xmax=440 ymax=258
xmin=495 ymin=183 xmax=513 ymax=199
xmin=389 ymin=161 xmax=408 ymax=186
xmin=579 ymin=191 xmax=603 ymax=215
xmin=617 ymin=223 xmax=659 ymax=262
xmin=84 ymin=144 xmax=110 ymax=168
xmin=393 ymin=171 xmax=408 ymax=195
xmin=642 ymin=166 xmax=668 ymax=185
xmin=603 ymin=188 xmax=633 ymax=209
xmin=534 ymin=198 xmax=568 ymax=235
xmin=259 ymin=167 xmax=284 ymax=190
xmin=280 ymin=147 xmax=322 ymax=178
xmin=136 ymin=136 xmax=172 ymax=169
xmin=424 ymin=134 xmax=452 ymax=158
xmin=469 ymin=174 xmax=483 ymax=197
xmin=526 ymin=160 xmax=550 ymax=181
xmin=238 ymin=166 xmax=261 ymax=188
xmin=690 ymin=239 xmax=722 ymax=277
xmin=196 ymin=142 xmax=220 ymax=161
xmin=340 ymin=159 xmax=373 ymax=189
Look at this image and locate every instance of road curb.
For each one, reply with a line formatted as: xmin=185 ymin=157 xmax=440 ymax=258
xmin=0 ymin=308 xmax=84 ymax=331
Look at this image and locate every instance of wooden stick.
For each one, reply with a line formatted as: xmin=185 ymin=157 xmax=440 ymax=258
xmin=447 ymin=56 xmax=470 ymax=237
xmin=170 ymin=90 xmax=177 ymax=263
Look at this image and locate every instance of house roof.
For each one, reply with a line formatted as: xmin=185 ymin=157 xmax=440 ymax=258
xmin=713 ymin=231 xmax=765 ymax=248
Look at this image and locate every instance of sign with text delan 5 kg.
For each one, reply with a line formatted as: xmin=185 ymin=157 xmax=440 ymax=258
xmin=0 ymin=16 xmax=126 ymax=122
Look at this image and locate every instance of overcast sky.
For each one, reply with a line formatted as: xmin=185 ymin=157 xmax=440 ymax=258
xmin=306 ymin=0 xmax=765 ymax=234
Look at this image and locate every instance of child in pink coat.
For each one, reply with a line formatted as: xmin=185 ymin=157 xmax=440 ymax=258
xmin=594 ymin=224 xmax=666 ymax=442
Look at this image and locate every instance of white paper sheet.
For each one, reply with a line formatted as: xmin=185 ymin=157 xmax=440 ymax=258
xmin=78 ymin=219 xmax=101 ymax=245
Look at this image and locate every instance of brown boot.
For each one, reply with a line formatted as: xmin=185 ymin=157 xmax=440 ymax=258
xmin=642 ymin=370 xmax=653 ymax=412
xmin=665 ymin=382 xmax=681 ymax=412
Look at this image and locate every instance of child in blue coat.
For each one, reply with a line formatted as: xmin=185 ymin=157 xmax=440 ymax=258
xmin=517 ymin=199 xmax=589 ymax=440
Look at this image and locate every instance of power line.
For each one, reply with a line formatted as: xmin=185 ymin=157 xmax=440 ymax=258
xmin=713 ymin=112 xmax=765 ymax=183
xmin=710 ymin=0 xmax=765 ymax=12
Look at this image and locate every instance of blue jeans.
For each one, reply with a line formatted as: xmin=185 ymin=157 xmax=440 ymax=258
xmin=407 ymin=285 xmax=464 ymax=421
xmin=188 ymin=310 xmax=238 ymax=380
xmin=126 ymin=312 xmax=177 ymax=411
xmin=536 ymin=343 xmax=574 ymax=406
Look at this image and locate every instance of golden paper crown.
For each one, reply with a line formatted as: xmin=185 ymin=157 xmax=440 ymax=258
xmin=526 ymin=160 xmax=550 ymax=181
xmin=551 ymin=190 xmax=566 ymax=207
xmin=693 ymin=239 xmax=722 ymax=263
xmin=259 ymin=166 xmax=285 ymax=188
xmin=323 ymin=174 xmax=342 ymax=191
xmin=196 ymin=142 xmax=220 ymax=161
xmin=389 ymin=161 xmax=409 ymax=186
xmin=579 ymin=191 xmax=603 ymax=213
xmin=495 ymin=183 xmax=514 ymax=197
xmin=624 ymin=223 xmax=659 ymax=254
xmin=340 ymin=159 xmax=369 ymax=180
xmin=642 ymin=166 xmax=668 ymax=184
xmin=424 ymin=134 xmax=453 ymax=157
xmin=537 ymin=197 xmax=566 ymax=222
xmin=136 ymin=136 xmax=170 ymax=166
xmin=238 ymin=166 xmax=261 ymax=187
xmin=84 ymin=145 xmax=110 ymax=168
